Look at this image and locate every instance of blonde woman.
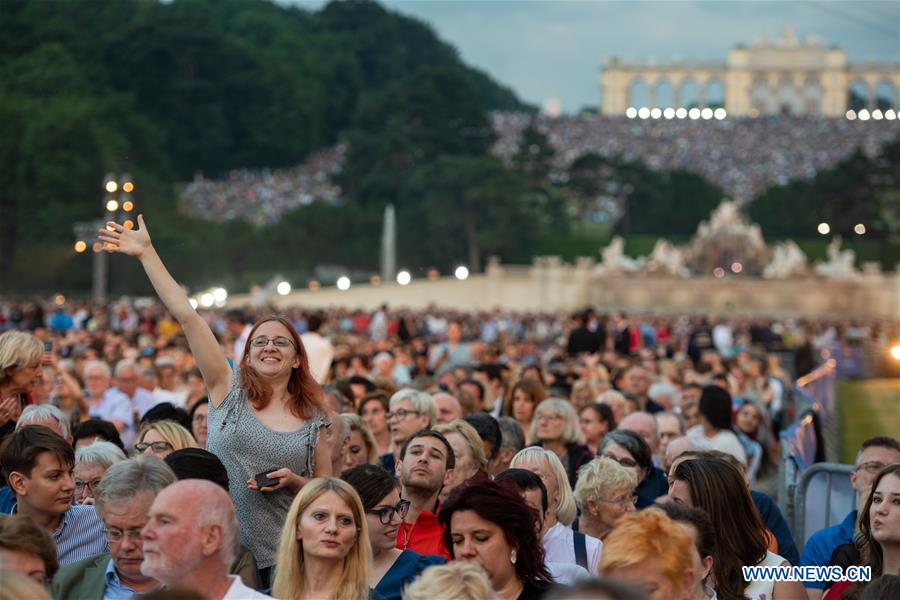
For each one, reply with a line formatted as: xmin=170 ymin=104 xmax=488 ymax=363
xmin=340 ymin=413 xmax=378 ymax=471
xmin=0 ymin=331 xmax=43 ymax=432
xmin=432 ymin=420 xmax=488 ymax=501
xmin=402 ymin=562 xmax=498 ymax=600
xmin=510 ymin=447 xmax=603 ymax=574
xmin=530 ymin=399 xmax=594 ymax=488
xmin=135 ymin=420 xmax=199 ymax=458
xmin=573 ymin=456 xmax=638 ymax=540
xmin=273 ymin=477 xmax=369 ymax=600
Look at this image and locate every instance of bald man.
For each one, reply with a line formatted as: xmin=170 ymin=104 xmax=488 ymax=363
xmin=141 ymin=480 xmax=271 ymax=599
xmin=618 ymin=412 xmax=661 ymax=466
xmin=433 ymin=393 xmax=462 ymax=424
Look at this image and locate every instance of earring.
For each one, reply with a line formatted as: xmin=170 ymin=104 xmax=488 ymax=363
xmin=510 ymin=549 xmax=517 ymax=565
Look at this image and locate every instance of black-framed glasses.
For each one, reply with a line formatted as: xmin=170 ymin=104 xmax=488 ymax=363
xmin=103 ymin=526 xmax=144 ymax=543
xmin=135 ymin=441 xmax=174 ymax=454
xmin=366 ymin=499 xmax=411 ymax=525
xmin=386 ymin=409 xmax=420 ymax=421
xmin=75 ymin=479 xmax=103 ymax=494
xmin=250 ymin=336 xmax=295 ymax=349
xmin=601 ymin=453 xmax=638 ymax=469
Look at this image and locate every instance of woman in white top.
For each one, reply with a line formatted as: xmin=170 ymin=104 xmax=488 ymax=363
xmin=668 ymin=457 xmax=805 ymax=600
xmin=685 ymin=385 xmax=747 ymax=465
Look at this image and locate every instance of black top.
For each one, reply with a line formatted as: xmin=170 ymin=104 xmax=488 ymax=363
xmin=518 ymin=580 xmax=552 ymax=600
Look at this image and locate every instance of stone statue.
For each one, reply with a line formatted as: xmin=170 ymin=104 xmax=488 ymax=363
xmin=597 ymin=236 xmax=644 ymax=274
xmin=763 ymin=240 xmax=808 ymax=279
xmin=646 ymin=239 xmax=690 ymax=277
xmin=815 ymin=237 xmax=859 ymax=280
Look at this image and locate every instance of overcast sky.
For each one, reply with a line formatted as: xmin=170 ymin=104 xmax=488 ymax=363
xmin=288 ymin=1 xmax=899 ymax=112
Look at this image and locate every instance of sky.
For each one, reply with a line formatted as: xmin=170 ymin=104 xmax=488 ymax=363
xmin=287 ymin=1 xmax=899 ymax=112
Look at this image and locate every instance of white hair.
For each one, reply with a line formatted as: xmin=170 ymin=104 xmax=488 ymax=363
xmin=75 ymin=440 xmax=127 ymax=469
xmin=389 ymin=388 xmax=437 ymax=426
xmin=114 ymin=359 xmax=138 ymax=377
xmin=17 ymin=404 xmax=71 ymax=439
xmin=83 ymin=360 xmax=111 ymax=378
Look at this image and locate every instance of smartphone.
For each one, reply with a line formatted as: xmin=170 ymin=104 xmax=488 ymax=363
xmin=43 ymin=340 xmax=53 ymax=352
xmin=254 ymin=470 xmax=280 ymax=489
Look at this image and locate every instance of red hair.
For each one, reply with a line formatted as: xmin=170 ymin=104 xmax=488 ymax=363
xmin=239 ymin=316 xmax=324 ymax=419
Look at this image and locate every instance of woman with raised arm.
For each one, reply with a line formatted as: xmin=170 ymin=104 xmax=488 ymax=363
xmin=98 ymin=216 xmax=332 ymax=586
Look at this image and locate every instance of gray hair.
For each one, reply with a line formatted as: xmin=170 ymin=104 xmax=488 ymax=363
xmin=389 ymin=388 xmax=437 ymax=426
xmin=498 ymin=416 xmax=526 ymax=452
xmin=17 ymin=404 xmax=71 ymax=439
xmin=0 ymin=331 xmax=42 ymax=386
xmin=114 ymin=359 xmax=138 ymax=378
xmin=75 ymin=441 xmax=127 ymax=469
xmin=83 ymin=360 xmax=111 ymax=379
xmin=94 ymin=455 xmax=177 ymax=517
xmin=648 ymin=382 xmax=680 ymax=407
xmin=198 ymin=494 xmax=241 ymax=568
xmin=530 ymin=398 xmax=584 ymax=445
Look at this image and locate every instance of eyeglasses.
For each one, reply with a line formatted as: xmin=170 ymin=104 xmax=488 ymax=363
xmin=386 ymin=409 xmax=420 ymax=421
xmin=104 ymin=527 xmax=144 ymax=543
xmin=601 ymin=453 xmax=638 ymax=469
xmin=536 ymin=413 xmax=564 ymax=422
xmin=250 ymin=336 xmax=295 ymax=349
xmin=598 ymin=495 xmax=639 ymax=508
xmin=366 ymin=499 xmax=411 ymax=525
xmin=855 ymin=461 xmax=886 ymax=474
xmin=135 ymin=441 xmax=174 ymax=454
xmin=75 ymin=479 xmax=103 ymax=494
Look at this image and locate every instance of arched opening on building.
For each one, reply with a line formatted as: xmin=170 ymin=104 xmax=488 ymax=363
xmin=750 ymin=75 xmax=770 ymax=114
xmin=705 ymin=78 xmax=725 ymax=108
xmin=776 ymin=76 xmax=800 ymax=115
xmin=848 ymin=80 xmax=869 ymax=111
xmin=655 ymin=77 xmax=673 ymax=108
xmin=875 ymin=79 xmax=897 ymax=110
xmin=802 ymin=77 xmax=823 ymax=115
xmin=628 ymin=77 xmax=647 ymax=108
xmin=680 ymin=78 xmax=699 ymax=109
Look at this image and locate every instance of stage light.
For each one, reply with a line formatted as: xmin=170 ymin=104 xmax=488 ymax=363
xmin=713 ymin=267 xmax=725 ymax=279
xmin=123 ymin=220 xmax=134 ymax=230
xmin=885 ymin=109 xmax=896 ymax=120
xmin=845 ymin=109 xmax=857 ymax=120
xmin=663 ymin=107 xmax=675 ymax=119
xmin=688 ymin=108 xmax=701 ymax=120
xmin=872 ymin=109 xmax=883 ymax=120
xmin=397 ymin=270 xmax=411 ymax=285
xmin=625 ymin=107 xmax=638 ymax=119
xmin=649 ymin=108 xmax=662 ymax=119
xmin=817 ymin=223 xmax=830 ymax=235
xmin=455 ymin=266 xmax=470 ymax=280
xmin=675 ymin=107 xmax=688 ymax=119
xmin=638 ymin=107 xmax=650 ymax=119
xmin=199 ymin=293 xmax=214 ymax=308
xmin=731 ymin=262 xmax=743 ymax=273
xmin=277 ymin=281 xmax=291 ymax=295
xmin=122 ymin=201 xmax=134 ymax=212
xmin=122 ymin=182 xmax=134 ymax=193
xmin=890 ymin=345 xmax=900 ymax=361
xmin=854 ymin=224 xmax=866 ymax=235
xmin=714 ymin=108 xmax=727 ymax=120
xmin=54 ymin=294 xmax=66 ymax=306
xmin=212 ymin=288 xmax=227 ymax=303
xmin=701 ymin=108 xmax=713 ymax=120
xmin=106 ymin=199 xmax=119 ymax=212
xmin=74 ymin=241 xmax=87 ymax=253
xmin=336 ymin=276 xmax=351 ymax=290
xmin=105 ymin=181 xmax=118 ymax=193
xmin=858 ymin=109 xmax=870 ymax=121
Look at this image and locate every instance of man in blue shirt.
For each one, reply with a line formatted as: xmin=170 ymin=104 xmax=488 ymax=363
xmin=1 ymin=426 xmax=107 ymax=565
xmin=52 ymin=455 xmax=177 ymax=600
xmin=800 ymin=436 xmax=900 ymax=599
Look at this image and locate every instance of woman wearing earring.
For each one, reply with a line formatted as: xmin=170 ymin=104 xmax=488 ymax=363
xmin=273 ymin=477 xmax=370 ymax=599
xmin=439 ymin=478 xmax=553 ymax=600
xmin=341 ymin=464 xmax=445 ymax=600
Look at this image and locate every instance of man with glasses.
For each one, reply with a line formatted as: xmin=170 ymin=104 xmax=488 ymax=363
xmin=799 ymin=435 xmax=900 ymax=600
xmin=112 ymin=360 xmax=159 ymax=423
xmin=379 ymin=389 xmax=436 ymax=473
xmin=51 ymin=455 xmax=176 ymax=599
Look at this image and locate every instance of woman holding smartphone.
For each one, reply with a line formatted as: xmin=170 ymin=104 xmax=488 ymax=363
xmin=98 ymin=216 xmax=332 ymax=586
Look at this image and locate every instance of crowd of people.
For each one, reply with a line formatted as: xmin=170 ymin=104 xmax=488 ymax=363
xmin=0 ymin=215 xmax=898 ymax=599
xmin=180 ymin=112 xmax=898 ymax=223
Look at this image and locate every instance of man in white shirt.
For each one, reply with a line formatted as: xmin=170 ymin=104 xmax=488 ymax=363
xmin=141 ymin=480 xmax=271 ymax=599
xmin=83 ymin=360 xmax=137 ymax=449
xmin=113 ymin=360 xmax=159 ymax=422
xmin=299 ymin=313 xmax=333 ymax=384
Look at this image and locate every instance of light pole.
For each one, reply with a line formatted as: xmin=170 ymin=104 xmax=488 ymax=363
xmin=74 ymin=173 xmax=135 ymax=304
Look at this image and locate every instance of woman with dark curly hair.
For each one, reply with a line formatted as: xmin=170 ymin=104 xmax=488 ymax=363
xmin=438 ymin=476 xmax=553 ymax=600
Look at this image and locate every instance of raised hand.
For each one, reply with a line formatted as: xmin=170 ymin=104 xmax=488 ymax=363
xmin=96 ymin=214 xmax=152 ymax=258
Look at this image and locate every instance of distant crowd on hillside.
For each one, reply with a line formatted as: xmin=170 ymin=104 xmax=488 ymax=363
xmin=182 ymin=112 xmax=899 ymax=223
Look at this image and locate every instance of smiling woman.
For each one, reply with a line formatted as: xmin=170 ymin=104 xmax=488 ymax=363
xmin=96 ymin=216 xmax=333 ymax=581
